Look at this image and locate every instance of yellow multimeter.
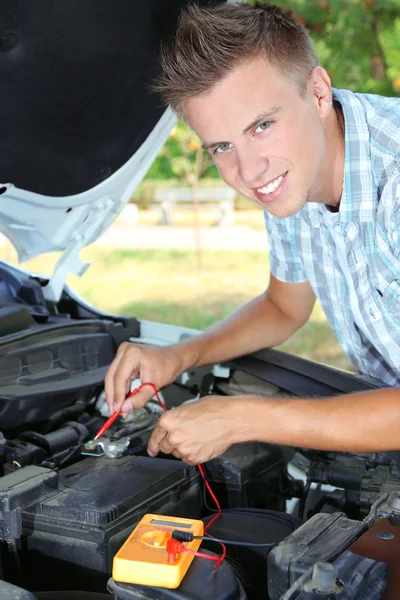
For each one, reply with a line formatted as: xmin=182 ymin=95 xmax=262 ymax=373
xmin=112 ymin=514 xmax=204 ymax=589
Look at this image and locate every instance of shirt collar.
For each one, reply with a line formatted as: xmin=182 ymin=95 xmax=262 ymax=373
xmin=302 ymin=88 xmax=375 ymax=228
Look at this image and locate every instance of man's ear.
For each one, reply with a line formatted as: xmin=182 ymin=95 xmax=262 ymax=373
xmin=310 ymin=66 xmax=332 ymax=117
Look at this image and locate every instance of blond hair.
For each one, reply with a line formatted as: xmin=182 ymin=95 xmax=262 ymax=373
xmin=155 ymin=2 xmax=319 ymax=117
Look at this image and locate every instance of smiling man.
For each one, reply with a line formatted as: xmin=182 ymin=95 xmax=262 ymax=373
xmin=105 ymin=2 xmax=400 ymax=465
xmin=184 ymin=57 xmax=344 ymax=221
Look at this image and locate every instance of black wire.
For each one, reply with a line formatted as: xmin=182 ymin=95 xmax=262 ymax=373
xmin=112 ymin=407 xmax=155 ymax=440
xmin=57 ymin=443 xmax=82 ymax=468
xmin=56 ymin=425 xmax=87 ymax=468
xmin=194 ymin=535 xmax=278 ymax=548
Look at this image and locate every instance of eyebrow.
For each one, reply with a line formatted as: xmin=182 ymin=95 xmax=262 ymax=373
xmin=201 ymin=107 xmax=281 ymax=151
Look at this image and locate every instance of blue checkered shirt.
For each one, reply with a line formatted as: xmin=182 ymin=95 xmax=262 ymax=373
xmin=264 ymin=88 xmax=400 ymax=386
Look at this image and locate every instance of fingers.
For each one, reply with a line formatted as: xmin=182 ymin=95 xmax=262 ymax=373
xmin=181 ymin=455 xmax=198 ymax=466
xmin=105 ymin=343 xmax=144 ymax=413
xmin=146 ymin=397 xmax=234 ymax=465
xmin=147 ymin=420 xmax=169 ymax=457
xmin=104 ymin=342 xmax=185 ymax=419
xmin=147 ymin=411 xmax=198 ymax=463
xmin=104 ymin=343 xmax=128 ymax=413
xmin=113 ymin=352 xmax=140 ymax=411
xmin=121 ymin=387 xmax=155 ymax=418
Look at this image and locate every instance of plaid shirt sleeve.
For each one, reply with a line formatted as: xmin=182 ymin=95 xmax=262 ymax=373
xmin=264 ymin=211 xmax=308 ymax=284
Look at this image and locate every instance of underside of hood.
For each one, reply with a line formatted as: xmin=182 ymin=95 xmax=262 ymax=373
xmin=1 ymin=0 xmax=215 ymax=198
xmin=0 ymin=0 xmax=225 ymax=301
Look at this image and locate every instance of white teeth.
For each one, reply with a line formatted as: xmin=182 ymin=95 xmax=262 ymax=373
xmin=257 ymin=175 xmax=283 ymax=194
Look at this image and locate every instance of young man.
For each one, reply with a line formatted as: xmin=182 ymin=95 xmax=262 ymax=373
xmin=105 ymin=2 xmax=400 ymax=465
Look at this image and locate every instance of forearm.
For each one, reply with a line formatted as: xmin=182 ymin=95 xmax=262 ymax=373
xmin=235 ymin=388 xmax=400 ymax=452
xmin=174 ymin=292 xmax=303 ymax=371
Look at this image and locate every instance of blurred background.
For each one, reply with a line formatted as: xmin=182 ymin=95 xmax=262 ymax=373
xmin=1 ymin=0 xmax=399 ymax=372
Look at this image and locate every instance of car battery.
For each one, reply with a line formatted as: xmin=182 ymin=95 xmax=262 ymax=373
xmin=203 ymin=442 xmax=287 ymax=511
xmin=19 ymin=455 xmax=201 ymax=593
xmin=107 ymin=550 xmax=247 ymax=600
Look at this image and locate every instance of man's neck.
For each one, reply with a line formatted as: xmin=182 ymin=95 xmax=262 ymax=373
xmin=312 ymin=99 xmax=345 ymax=211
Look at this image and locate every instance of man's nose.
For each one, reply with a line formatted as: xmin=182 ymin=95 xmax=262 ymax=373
xmin=237 ymin=149 xmax=269 ymax=188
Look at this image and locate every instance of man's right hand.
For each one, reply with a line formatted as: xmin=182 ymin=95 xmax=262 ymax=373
xmin=104 ymin=342 xmax=186 ymax=417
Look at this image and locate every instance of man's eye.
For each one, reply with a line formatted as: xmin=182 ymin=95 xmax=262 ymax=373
xmin=255 ymin=121 xmax=272 ymax=133
xmin=214 ymin=142 xmax=232 ymax=155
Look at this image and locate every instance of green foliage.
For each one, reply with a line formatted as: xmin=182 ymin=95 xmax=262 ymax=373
xmin=267 ymin=0 xmax=400 ymax=97
xmin=146 ymin=122 xmax=219 ymax=181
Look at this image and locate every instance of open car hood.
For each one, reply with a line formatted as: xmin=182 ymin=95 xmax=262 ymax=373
xmin=0 ymin=0 xmax=222 ymax=302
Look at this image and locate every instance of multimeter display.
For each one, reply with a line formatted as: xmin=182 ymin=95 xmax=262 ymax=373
xmin=112 ymin=513 xmax=204 ymax=589
xmin=150 ymin=518 xmax=192 ymax=529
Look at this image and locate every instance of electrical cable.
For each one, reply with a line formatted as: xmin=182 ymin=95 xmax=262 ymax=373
xmin=203 ymin=479 xmax=218 ymax=513
xmin=125 ymin=382 xmax=226 ymax=567
xmin=56 ymin=425 xmax=87 ymax=468
xmin=171 ymin=530 xmax=278 ymax=548
xmin=182 ymin=548 xmax=219 ymax=562
xmin=166 ymin=538 xmax=220 ymax=566
xmin=195 ymin=536 xmax=277 ymax=548
xmin=112 ymin=406 xmax=155 ymax=440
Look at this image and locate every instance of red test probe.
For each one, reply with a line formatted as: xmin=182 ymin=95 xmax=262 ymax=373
xmin=93 ymin=408 xmax=122 ymax=440
xmin=93 ymin=383 xmax=167 ymax=441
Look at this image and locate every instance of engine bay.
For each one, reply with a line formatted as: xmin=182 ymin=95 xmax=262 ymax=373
xmin=0 ymin=263 xmax=399 ymax=600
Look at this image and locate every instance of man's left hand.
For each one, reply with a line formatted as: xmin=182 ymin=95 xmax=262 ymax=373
xmin=147 ymin=395 xmax=245 ymax=465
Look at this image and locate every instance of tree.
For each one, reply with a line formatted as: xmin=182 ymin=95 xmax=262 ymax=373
xmin=146 ymin=123 xmax=218 ymax=181
xmin=260 ymin=0 xmax=400 ymax=97
xmin=158 ymin=123 xmax=215 ymax=267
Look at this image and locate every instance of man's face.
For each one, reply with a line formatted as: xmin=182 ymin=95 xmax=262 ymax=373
xmin=185 ymin=56 xmax=330 ymax=218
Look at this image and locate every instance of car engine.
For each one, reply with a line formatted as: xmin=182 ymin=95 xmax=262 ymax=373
xmin=0 ymin=263 xmax=399 ymax=600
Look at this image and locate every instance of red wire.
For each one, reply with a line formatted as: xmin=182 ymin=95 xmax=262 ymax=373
xmin=182 ymin=547 xmax=220 ymax=563
xmin=126 ymin=382 xmax=168 ymax=411
xmin=126 ymin=382 xmax=225 ymax=567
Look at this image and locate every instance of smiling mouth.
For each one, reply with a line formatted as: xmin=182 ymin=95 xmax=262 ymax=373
xmin=255 ymin=173 xmax=287 ymax=195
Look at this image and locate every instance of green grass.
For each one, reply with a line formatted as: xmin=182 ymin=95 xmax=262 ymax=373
xmin=7 ymin=245 xmax=353 ymax=372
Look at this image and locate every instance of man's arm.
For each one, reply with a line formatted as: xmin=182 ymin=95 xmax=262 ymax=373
xmin=173 ymin=275 xmax=316 ymax=370
xmin=241 ymin=389 xmax=399 ymax=452
xmin=106 ymin=276 xmax=316 ymax=413
xmin=147 ymin=388 xmax=400 ymax=464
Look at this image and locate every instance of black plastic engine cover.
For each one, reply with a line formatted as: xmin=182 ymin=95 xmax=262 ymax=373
xmin=203 ymin=442 xmax=287 ymax=511
xmin=267 ymin=510 xmax=389 ymax=600
xmin=0 ymin=321 xmax=115 ymax=430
